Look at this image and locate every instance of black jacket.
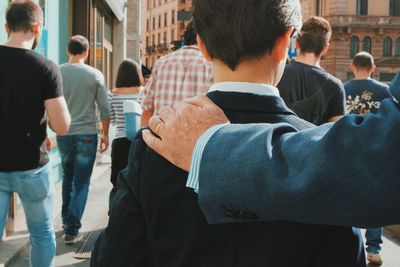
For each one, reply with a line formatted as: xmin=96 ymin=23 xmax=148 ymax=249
xmin=92 ymin=91 xmax=365 ymax=267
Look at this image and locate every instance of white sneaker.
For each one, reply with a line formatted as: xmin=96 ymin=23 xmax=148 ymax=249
xmin=367 ymin=253 xmax=383 ymax=266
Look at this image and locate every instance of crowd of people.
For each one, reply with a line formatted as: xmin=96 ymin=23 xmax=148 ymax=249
xmin=0 ymin=0 xmax=399 ymax=267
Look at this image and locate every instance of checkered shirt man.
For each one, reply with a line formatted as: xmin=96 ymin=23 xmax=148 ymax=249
xmin=141 ymin=45 xmax=213 ymax=115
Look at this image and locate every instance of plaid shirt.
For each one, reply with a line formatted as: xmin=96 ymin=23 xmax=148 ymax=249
xmin=141 ymin=45 xmax=213 ymax=114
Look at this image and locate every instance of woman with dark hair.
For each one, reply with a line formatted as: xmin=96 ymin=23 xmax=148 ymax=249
xmin=108 ymin=59 xmax=143 ymax=207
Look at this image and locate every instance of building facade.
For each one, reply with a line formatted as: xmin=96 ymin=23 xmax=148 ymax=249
xmin=141 ymin=0 xmax=193 ymax=69
xmin=300 ymin=0 xmax=400 ymax=82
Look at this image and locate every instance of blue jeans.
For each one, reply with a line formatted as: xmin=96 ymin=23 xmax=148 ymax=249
xmin=365 ymin=227 xmax=383 ymax=254
xmin=57 ymin=134 xmax=98 ymax=236
xmin=0 ymin=163 xmax=56 ymax=267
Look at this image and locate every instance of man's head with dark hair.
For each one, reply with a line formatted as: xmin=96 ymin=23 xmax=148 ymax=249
xmin=193 ymin=0 xmax=302 ymax=71
xmin=67 ymin=35 xmax=90 ymax=56
xmin=297 ymin=16 xmax=331 ymax=57
xmin=184 ymin=21 xmax=197 ymax=45
xmin=352 ymin=52 xmax=374 ymax=70
xmin=115 ymin=59 xmax=144 ymax=88
xmin=350 ymin=52 xmax=376 ymax=78
xmin=6 ymin=0 xmax=43 ymax=33
xmin=5 ymin=0 xmax=43 ymax=49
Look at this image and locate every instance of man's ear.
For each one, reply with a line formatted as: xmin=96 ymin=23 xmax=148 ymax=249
xmin=5 ymin=24 xmax=11 ymax=36
xmin=350 ymin=64 xmax=356 ymax=74
xmin=196 ymin=35 xmax=212 ymax=62
xmin=371 ymin=65 xmax=376 ymax=74
xmin=321 ymin=43 xmax=330 ymax=57
xmin=272 ymin=28 xmax=292 ymax=62
xmin=31 ymin=22 xmax=41 ymax=36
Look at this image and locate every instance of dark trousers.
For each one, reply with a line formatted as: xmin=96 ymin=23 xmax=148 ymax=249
xmin=109 ymin=137 xmax=132 ymax=207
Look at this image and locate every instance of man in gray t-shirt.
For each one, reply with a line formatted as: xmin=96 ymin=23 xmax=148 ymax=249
xmin=57 ymin=35 xmax=110 ymax=244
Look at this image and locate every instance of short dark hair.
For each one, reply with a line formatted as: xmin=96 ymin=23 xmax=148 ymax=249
xmin=115 ymin=59 xmax=144 ymax=88
xmin=67 ymin=35 xmax=89 ymax=55
xmin=353 ymin=52 xmax=374 ymax=70
xmin=184 ymin=21 xmax=197 ymax=45
xmin=297 ymin=16 xmax=332 ymax=56
xmin=6 ymin=0 xmax=43 ymax=33
xmin=193 ymin=0 xmax=302 ymax=70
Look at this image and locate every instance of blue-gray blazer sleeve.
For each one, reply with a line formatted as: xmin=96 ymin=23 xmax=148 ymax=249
xmin=198 ymin=98 xmax=400 ymax=228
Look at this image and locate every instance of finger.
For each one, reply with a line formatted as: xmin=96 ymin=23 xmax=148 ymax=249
xmin=158 ymin=105 xmax=177 ymax=124
xmin=148 ymin=115 xmax=165 ymax=138
xmin=142 ymin=129 xmax=163 ymax=154
xmin=184 ymin=95 xmax=213 ymax=107
xmin=172 ymin=101 xmax=187 ymax=114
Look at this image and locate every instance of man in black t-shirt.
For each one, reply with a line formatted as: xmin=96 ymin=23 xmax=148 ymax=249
xmin=278 ymin=16 xmax=346 ymax=125
xmin=0 ymin=2 xmax=70 ymax=267
xmin=344 ymin=52 xmax=391 ymax=266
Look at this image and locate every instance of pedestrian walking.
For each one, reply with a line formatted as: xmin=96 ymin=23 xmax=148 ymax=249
xmin=278 ymin=16 xmax=347 ymax=125
xmin=108 ymin=59 xmax=143 ymax=207
xmin=57 ymin=35 xmax=110 ymax=244
xmin=345 ymin=51 xmax=392 ymax=266
xmin=0 ymin=1 xmax=70 ymax=266
xmin=140 ymin=21 xmax=213 ymax=126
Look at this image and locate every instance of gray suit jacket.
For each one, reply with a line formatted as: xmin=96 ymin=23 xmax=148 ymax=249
xmin=198 ymin=80 xmax=400 ymax=228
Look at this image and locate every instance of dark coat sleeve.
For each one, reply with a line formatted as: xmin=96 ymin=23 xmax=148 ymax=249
xmin=198 ymin=98 xmax=400 ymax=228
xmin=91 ymin=131 xmax=149 ymax=267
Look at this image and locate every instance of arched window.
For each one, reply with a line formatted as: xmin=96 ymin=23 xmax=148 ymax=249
xmin=395 ymin=38 xmax=400 ymax=56
xmin=350 ymin=36 xmax=360 ymax=58
xmin=362 ymin=36 xmax=372 ymax=53
xmin=383 ymin=37 xmax=393 ymax=56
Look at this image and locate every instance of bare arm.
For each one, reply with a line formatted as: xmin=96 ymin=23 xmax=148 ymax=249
xmin=141 ymin=109 xmax=154 ymax=127
xmin=100 ymin=119 xmax=110 ymax=152
xmin=328 ymin=115 xmax=343 ymax=122
xmin=45 ymin=96 xmax=71 ymax=135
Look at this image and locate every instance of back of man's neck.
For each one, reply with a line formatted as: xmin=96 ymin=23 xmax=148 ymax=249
xmin=354 ymin=76 xmax=372 ymax=80
xmin=296 ymin=53 xmax=321 ymax=68
xmin=3 ymin=34 xmax=34 ymax=50
xmin=68 ymin=58 xmax=85 ymax=64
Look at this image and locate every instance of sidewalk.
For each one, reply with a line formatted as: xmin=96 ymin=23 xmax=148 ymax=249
xmin=1 ymin=158 xmax=112 ymax=267
xmin=2 ymin=158 xmax=400 ymax=266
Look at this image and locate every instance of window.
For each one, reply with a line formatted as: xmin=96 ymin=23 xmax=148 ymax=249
xmin=171 ymin=29 xmax=175 ymax=41
xmin=158 ymin=15 xmax=161 ymax=28
xmin=172 ymin=10 xmax=175 ymax=24
xmin=158 ymin=33 xmax=161 ymax=44
xmin=362 ymin=36 xmax=372 ymax=53
xmin=163 ymin=31 xmax=167 ymax=43
xmin=153 ymin=0 xmax=156 ymax=7
xmin=146 ymin=19 xmax=149 ymax=31
xmin=152 ymin=34 xmax=155 ymax=45
xmin=146 ymin=36 xmax=149 ymax=47
xmin=164 ymin=12 xmax=167 ymax=27
xmin=350 ymin=36 xmax=360 ymax=58
xmin=356 ymin=0 xmax=368 ymax=15
xmin=152 ymin=17 xmax=155 ymax=30
xmin=395 ymin=37 xmax=400 ymax=56
xmin=383 ymin=37 xmax=393 ymax=56
xmin=390 ymin=0 xmax=400 ymax=16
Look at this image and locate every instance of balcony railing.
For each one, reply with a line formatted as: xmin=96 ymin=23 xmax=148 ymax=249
xmin=157 ymin=43 xmax=169 ymax=51
xmin=145 ymin=45 xmax=157 ymax=54
xmin=327 ymin=15 xmax=400 ymax=29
